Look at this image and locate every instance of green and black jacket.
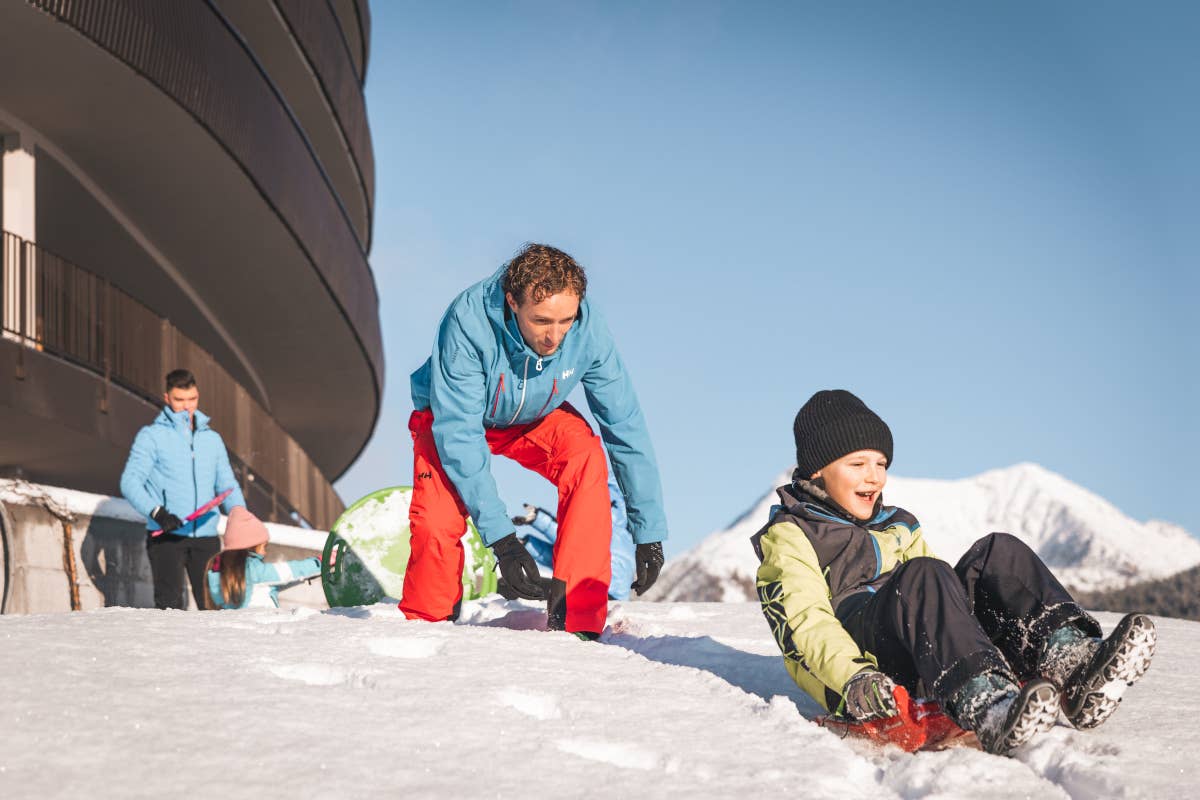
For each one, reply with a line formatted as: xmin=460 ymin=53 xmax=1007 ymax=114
xmin=751 ymin=476 xmax=933 ymax=711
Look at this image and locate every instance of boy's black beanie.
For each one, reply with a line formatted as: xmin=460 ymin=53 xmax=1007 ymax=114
xmin=793 ymin=390 xmax=893 ymax=478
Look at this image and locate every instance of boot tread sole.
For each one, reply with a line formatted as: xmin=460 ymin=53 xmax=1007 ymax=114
xmin=992 ymin=681 xmax=1059 ymax=755
xmin=1063 ymin=613 xmax=1157 ymax=730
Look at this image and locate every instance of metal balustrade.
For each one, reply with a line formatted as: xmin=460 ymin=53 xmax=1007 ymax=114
xmin=275 ymin=0 xmax=376 ymax=230
xmin=28 ymin=0 xmax=383 ymax=381
xmin=1 ymin=230 xmax=343 ymax=529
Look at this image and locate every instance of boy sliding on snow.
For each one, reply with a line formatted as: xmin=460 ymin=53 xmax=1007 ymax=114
xmin=205 ymin=507 xmax=323 ymax=610
xmin=753 ymin=390 xmax=1156 ymax=755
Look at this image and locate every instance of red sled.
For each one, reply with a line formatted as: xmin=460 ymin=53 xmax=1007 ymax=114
xmin=817 ymin=685 xmax=977 ymax=752
xmin=151 ymin=489 xmax=236 ymax=537
xmin=186 ymin=488 xmax=234 ymax=522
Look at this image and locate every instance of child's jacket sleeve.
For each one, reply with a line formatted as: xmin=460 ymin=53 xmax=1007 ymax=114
xmin=208 ymin=557 xmax=322 ymax=609
xmin=756 ymin=520 xmax=876 ymax=710
xmin=244 ymin=556 xmax=322 ymax=607
xmin=902 ymin=524 xmax=935 ymax=561
xmin=246 ymin=557 xmax=322 ymax=588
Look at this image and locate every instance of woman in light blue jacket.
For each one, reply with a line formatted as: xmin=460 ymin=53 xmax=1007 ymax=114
xmin=121 ymin=406 xmax=245 ymax=534
xmin=120 ymin=370 xmax=246 ymax=609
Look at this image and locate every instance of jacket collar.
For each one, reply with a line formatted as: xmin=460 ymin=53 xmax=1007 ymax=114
xmin=776 ymin=471 xmax=892 ymax=527
xmin=156 ymin=406 xmax=210 ymax=432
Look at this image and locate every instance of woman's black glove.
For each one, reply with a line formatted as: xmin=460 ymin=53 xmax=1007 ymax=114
xmin=631 ymin=541 xmax=665 ymax=596
xmin=491 ymin=533 xmax=545 ymax=600
xmin=840 ymin=669 xmax=898 ymax=721
xmin=150 ymin=505 xmax=184 ymax=535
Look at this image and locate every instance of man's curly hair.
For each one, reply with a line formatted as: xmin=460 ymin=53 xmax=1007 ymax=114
xmin=502 ymin=243 xmax=587 ymax=305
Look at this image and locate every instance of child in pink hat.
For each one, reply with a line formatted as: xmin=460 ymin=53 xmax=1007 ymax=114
xmin=205 ymin=507 xmax=322 ymax=609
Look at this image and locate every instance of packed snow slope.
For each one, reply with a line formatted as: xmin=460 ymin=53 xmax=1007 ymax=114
xmin=649 ymin=463 xmax=1200 ymax=602
xmin=0 ymin=601 xmax=1193 ymax=799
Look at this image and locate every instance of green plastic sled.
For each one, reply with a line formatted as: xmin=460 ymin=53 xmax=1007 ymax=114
xmin=321 ymin=486 xmax=497 ymax=608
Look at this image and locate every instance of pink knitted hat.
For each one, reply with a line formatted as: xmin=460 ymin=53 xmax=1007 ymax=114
xmin=222 ymin=506 xmax=269 ymax=551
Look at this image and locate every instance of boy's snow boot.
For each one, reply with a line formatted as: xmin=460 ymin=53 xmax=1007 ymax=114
xmin=948 ymin=673 xmax=1059 ymax=755
xmin=1038 ymin=623 xmax=1100 ymax=689
xmin=1060 ymin=612 xmax=1156 ymax=730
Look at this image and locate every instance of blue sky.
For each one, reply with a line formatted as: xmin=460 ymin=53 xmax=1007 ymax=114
xmin=337 ymin=1 xmax=1200 ymax=555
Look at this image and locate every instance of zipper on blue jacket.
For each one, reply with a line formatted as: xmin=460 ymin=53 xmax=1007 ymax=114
xmin=507 ymin=357 xmax=529 ymax=424
xmin=190 ymin=420 xmax=197 ymax=538
xmin=491 ymin=374 xmax=505 ymax=419
xmin=533 ymin=378 xmax=558 ymax=419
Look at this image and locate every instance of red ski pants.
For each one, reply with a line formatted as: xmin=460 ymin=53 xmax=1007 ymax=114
xmin=400 ymin=404 xmax=613 ymax=633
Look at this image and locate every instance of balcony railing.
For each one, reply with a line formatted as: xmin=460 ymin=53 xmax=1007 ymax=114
xmin=28 ymin=0 xmax=383 ymax=389
xmin=1 ymin=230 xmax=343 ymax=529
xmin=275 ymin=0 xmax=375 ymax=228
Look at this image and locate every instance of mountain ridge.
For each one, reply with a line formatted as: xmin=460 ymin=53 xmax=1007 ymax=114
xmin=647 ymin=463 xmax=1200 ymax=602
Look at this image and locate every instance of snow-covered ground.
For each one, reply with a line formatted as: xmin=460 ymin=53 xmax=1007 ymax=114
xmin=0 ymin=601 xmax=1192 ymax=798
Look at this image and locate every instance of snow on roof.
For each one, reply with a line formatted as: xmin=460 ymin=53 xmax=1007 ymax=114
xmin=0 ymin=478 xmax=328 ymax=550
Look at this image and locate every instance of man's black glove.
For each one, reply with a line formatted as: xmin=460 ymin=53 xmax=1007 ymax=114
xmin=840 ymin=669 xmax=898 ymax=721
xmin=491 ymin=533 xmax=545 ymax=600
xmin=631 ymin=541 xmax=665 ymax=596
xmin=150 ymin=505 xmax=184 ymax=535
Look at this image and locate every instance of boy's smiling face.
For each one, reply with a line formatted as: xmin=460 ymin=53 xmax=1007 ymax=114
xmin=812 ymin=449 xmax=889 ymax=521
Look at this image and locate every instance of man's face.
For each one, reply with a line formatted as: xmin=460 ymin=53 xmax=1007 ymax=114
xmin=505 ymin=290 xmax=580 ymax=357
xmin=164 ymin=385 xmax=200 ymax=419
xmin=811 ymin=449 xmax=889 ymax=521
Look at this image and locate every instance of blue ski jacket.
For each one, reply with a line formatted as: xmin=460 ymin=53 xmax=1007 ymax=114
xmin=411 ymin=264 xmax=667 ymax=547
xmin=207 ymin=553 xmax=321 ymax=609
xmin=120 ymin=407 xmax=246 ymax=537
xmin=521 ymin=474 xmax=637 ymax=600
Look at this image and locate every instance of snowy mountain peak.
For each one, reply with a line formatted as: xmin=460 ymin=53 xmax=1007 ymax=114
xmin=648 ymin=463 xmax=1200 ymax=602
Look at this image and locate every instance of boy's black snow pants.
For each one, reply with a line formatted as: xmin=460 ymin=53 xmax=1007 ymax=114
xmin=146 ymin=533 xmax=220 ymax=609
xmin=837 ymin=532 xmax=1101 ymax=703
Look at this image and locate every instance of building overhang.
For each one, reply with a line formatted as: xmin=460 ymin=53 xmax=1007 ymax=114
xmin=0 ymin=1 xmax=383 ymax=481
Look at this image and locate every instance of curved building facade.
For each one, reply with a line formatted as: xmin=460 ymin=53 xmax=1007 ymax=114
xmin=0 ymin=0 xmax=380 ymax=529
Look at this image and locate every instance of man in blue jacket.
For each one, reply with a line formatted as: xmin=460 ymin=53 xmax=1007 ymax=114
xmin=121 ymin=369 xmax=246 ymax=609
xmin=401 ymin=243 xmax=668 ymax=637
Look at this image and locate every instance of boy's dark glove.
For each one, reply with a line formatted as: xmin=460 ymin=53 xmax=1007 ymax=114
xmin=840 ymin=669 xmax=898 ymax=721
xmin=150 ymin=505 xmax=184 ymax=535
xmin=491 ymin=533 xmax=545 ymax=600
xmin=631 ymin=542 xmax=665 ymax=596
